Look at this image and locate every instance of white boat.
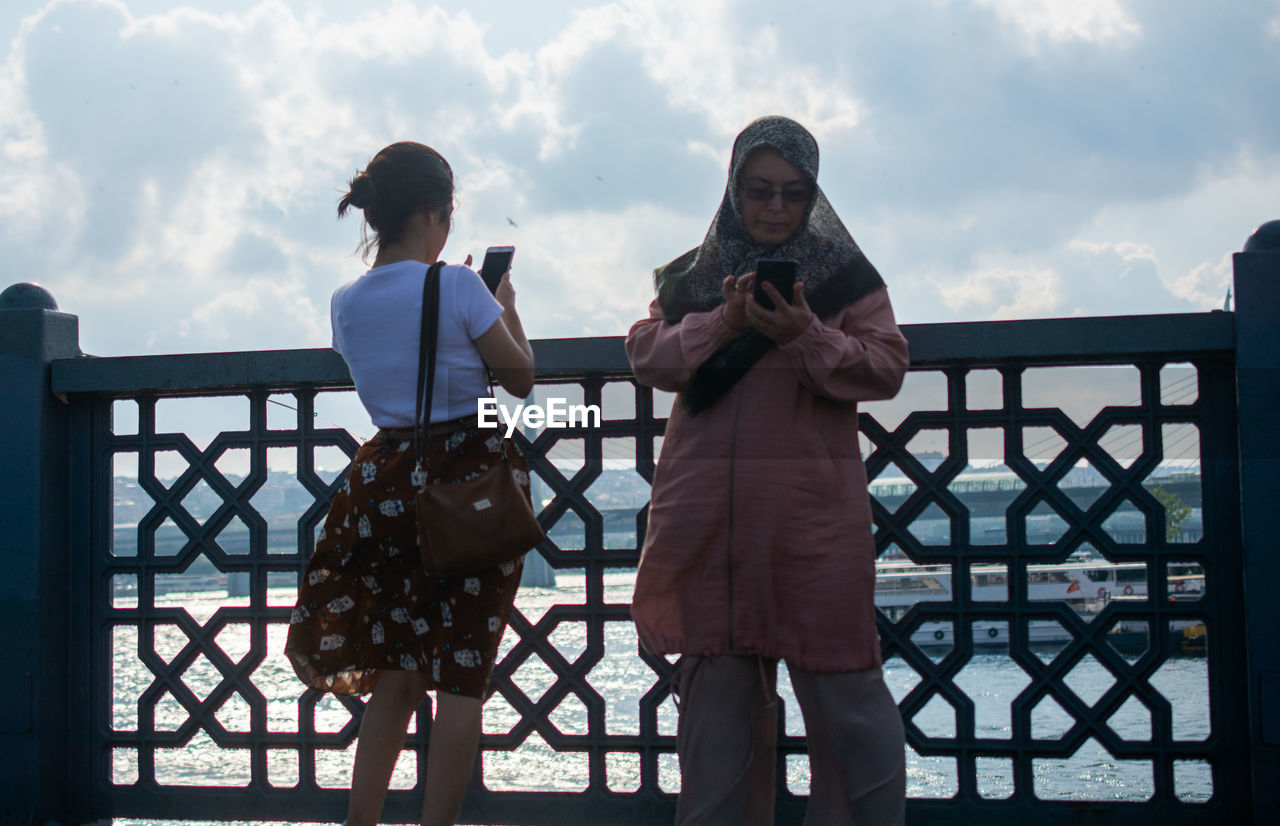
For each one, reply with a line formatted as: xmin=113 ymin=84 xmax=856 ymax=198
xmin=875 ymin=555 xmax=1204 ymax=650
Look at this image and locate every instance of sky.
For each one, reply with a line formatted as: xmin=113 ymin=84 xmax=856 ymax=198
xmin=0 ymin=2 xmax=1225 ymax=640
xmin=2 ymin=0 xmax=1277 ymax=362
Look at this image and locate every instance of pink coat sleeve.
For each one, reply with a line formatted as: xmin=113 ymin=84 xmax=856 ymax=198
xmin=625 ymin=298 xmax=741 ymax=392
xmin=777 ymin=286 xmax=909 ymax=402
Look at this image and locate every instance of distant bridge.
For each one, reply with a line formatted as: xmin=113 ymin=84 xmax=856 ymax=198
xmin=870 ymin=476 xmax=1202 ymax=518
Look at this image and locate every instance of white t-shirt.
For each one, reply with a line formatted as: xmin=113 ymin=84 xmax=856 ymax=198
xmin=330 ymin=260 xmax=504 ymax=428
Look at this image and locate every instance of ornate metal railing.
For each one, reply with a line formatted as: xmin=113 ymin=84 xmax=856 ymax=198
xmin=3 ymin=239 xmax=1278 ymax=825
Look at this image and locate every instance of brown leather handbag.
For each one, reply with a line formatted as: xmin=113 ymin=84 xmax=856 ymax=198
xmin=412 ymin=261 xmax=544 ymax=576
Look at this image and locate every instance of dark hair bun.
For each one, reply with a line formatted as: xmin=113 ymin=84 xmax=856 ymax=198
xmin=345 ymin=173 xmax=376 ymax=210
xmin=337 ymin=141 xmax=454 ymax=254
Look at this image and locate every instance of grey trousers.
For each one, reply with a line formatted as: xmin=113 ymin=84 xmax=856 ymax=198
xmin=674 ymin=655 xmax=906 ymax=826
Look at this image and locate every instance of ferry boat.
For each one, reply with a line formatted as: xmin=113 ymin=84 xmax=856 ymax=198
xmin=875 ymin=555 xmax=1204 ymax=650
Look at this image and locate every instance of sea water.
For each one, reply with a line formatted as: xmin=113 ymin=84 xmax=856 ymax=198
xmin=109 ymin=570 xmax=1213 ymax=823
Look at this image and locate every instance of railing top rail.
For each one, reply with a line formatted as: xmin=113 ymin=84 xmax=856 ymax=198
xmin=49 ymin=311 xmax=1234 ymax=396
xmin=903 ymin=310 xmax=1234 ymax=366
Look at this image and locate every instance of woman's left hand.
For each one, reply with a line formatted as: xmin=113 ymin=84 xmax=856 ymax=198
xmin=721 ymin=274 xmax=752 ymax=332
xmin=747 ymin=281 xmax=813 ymax=345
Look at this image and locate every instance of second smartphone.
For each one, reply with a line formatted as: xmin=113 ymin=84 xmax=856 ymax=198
xmin=479 ymin=245 xmax=515 ymax=294
xmin=753 ymin=258 xmax=798 ymax=311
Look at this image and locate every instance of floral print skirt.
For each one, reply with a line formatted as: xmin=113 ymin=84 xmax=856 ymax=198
xmin=285 ymin=424 xmax=529 ymax=699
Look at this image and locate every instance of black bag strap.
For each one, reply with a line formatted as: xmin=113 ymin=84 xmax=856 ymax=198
xmin=414 ymin=261 xmax=445 ymax=466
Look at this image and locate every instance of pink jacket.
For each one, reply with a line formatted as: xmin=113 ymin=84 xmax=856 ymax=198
xmin=625 ymin=287 xmax=909 ymax=672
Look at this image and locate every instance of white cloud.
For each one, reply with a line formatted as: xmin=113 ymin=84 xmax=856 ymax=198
xmin=938 ymin=261 xmax=1062 ymax=320
xmin=0 ymin=2 xmax=84 ymax=241
xmin=1066 ymin=240 xmax=1155 ymax=264
xmin=1075 ymin=149 xmax=1280 ymax=311
xmin=973 ymin=0 xmax=1141 ymax=47
xmin=456 ymin=201 xmax=697 ymax=340
xmin=1171 ymin=253 xmax=1232 ymax=309
xmin=1054 ymin=237 xmax=1182 ymax=315
xmin=505 ymin=0 xmax=864 ymax=181
xmin=619 ymin=0 xmax=865 ymax=142
xmin=174 ymin=276 xmax=326 ymax=347
xmin=1 ymin=0 xmax=1277 ymax=357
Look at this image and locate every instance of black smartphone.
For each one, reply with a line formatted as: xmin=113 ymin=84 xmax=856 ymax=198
xmin=753 ymin=258 xmax=798 ymax=311
xmin=479 ymin=245 xmax=515 ymax=294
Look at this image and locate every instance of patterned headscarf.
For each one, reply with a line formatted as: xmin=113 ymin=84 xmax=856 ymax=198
xmin=654 ymin=116 xmax=885 ymax=412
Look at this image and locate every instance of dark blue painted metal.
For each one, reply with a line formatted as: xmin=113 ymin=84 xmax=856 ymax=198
xmin=47 ymin=316 xmax=1237 ymax=394
xmin=1230 ymin=249 xmax=1280 ymax=813
xmin=2 ymin=243 xmax=1275 ymax=823
xmin=0 ymin=299 xmax=82 ymax=825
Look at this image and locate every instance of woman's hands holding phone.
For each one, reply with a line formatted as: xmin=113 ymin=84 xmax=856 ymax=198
xmin=721 ymin=274 xmax=753 ymax=332
xmin=471 ymin=261 xmax=533 ymax=398
xmin=721 ymin=272 xmax=813 ymax=344
xmin=493 ymin=271 xmax=516 ymax=310
xmin=747 ymin=278 xmax=812 ymax=344
xmin=465 ymin=249 xmax=516 ymax=308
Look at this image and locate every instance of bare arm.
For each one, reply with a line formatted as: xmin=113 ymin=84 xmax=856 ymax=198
xmin=473 ymin=272 xmax=534 ymax=397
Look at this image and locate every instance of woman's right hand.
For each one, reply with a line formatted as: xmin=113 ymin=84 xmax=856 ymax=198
xmin=721 ymin=274 xmax=752 ymax=332
xmin=494 ymin=271 xmax=516 ymax=309
xmin=474 ymin=268 xmax=535 ymax=397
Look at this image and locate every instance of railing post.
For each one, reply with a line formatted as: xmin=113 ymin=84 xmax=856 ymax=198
xmin=0 ymin=283 xmax=82 ymax=825
xmin=1232 ymin=221 xmax=1280 ymax=822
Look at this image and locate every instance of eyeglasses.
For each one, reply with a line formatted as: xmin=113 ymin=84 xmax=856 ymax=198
xmin=739 ymin=185 xmax=814 ymax=205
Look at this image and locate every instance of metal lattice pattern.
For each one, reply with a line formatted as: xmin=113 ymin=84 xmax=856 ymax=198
xmin=855 ymin=361 xmax=1233 ymax=810
xmin=86 ymin=355 xmax=1243 ymax=823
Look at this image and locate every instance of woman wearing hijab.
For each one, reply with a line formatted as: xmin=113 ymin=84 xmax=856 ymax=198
xmin=626 ymin=116 xmax=909 ymax=825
